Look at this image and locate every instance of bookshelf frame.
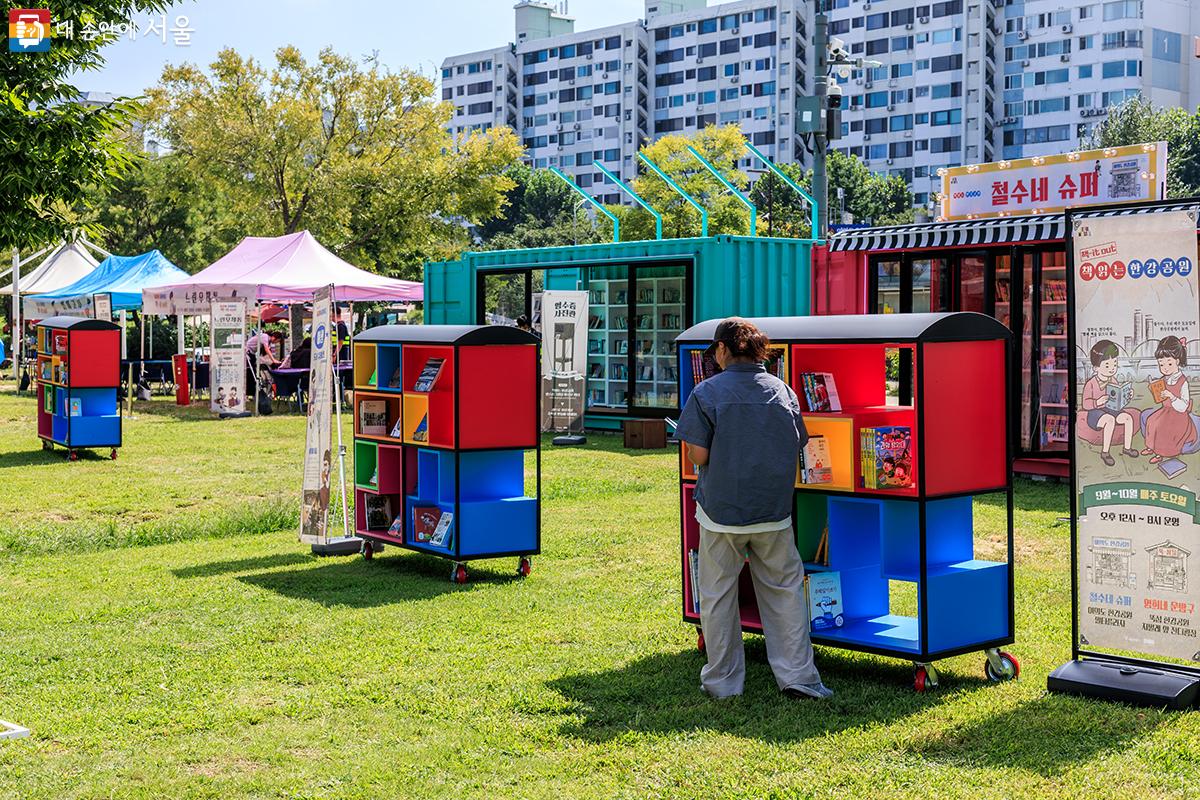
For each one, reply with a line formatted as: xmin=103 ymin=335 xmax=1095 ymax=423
xmin=351 ymin=324 xmax=541 ymax=583
xmin=35 ymin=316 xmax=122 ymax=460
xmin=675 ymin=312 xmax=1017 ymax=688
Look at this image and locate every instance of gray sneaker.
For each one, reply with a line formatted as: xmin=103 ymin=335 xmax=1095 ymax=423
xmin=784 ymin=682 xmax=834 ymax=700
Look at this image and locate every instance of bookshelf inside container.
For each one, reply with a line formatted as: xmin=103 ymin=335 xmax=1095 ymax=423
xmin=674 ymin=313 xmax=1014 ymax=676
xmin=351 ymin=325 xmax=541 ymax=579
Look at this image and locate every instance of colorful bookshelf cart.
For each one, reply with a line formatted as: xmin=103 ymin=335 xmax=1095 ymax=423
xmin=35 ymin=316 xmax=122 ymax=460
xmin=352 ymin=324 xmax=540 ymax=583
xmin=675 ymin=312 xmax=1017 ymax=691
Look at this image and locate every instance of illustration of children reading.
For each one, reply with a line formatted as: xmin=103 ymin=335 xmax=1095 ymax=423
xmin=1080 ymin=339 xmax=1138 ymax=467
xmin=1142 ymin=336 xmax=1196 ymax=464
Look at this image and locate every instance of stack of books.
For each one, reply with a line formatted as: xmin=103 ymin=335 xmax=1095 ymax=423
xmin=860 ymin=426 xmax=912 ymax=489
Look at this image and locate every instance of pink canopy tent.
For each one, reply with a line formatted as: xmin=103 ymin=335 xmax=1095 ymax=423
xmin=142 ymin=230 xmax=422 ymax=315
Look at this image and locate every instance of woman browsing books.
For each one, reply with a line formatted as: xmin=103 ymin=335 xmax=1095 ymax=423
xmin=675 ymin=318 xmax=832 ymax=701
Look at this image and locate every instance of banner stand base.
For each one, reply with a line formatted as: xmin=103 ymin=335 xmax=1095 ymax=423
xmin=310 ymin=536 xmax=363 ymax=557
xmin=552 ymin=434 xmax=587 ymax=446
xmin=1048 ymin=658 xmax=1200 ymax=710
xmin=218 ymin=411 xmax=252 ymax=419
xmin=0 ymin=719 xmax=30 ymax=740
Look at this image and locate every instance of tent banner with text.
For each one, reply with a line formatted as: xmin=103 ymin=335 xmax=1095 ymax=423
xmin=1071 ymin=207 xmax=1200 ymax=663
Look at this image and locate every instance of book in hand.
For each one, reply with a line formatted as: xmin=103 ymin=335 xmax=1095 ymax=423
xmin=1149 ymin=378 xmax=1168 ymax=404
xmin=359 ymin=399 xmax=387 ymax=436
xmin=411 ymin=413 xmax=429 ymax=442
xmin=1104 ymin=382 xmax=1134 ymax=412
xmin=429 ymin=511 xmax=454 ymax=548
xmin=364 ymin=495 xmax=391 ymax=530
xmin=800 ymin=435 xmax=833 ymax=485
xmin=412 ymin=506 xmax=441 ymax=542
xmin=806 ymin=571 xmax=844 ymax=631
xmin=412 ymin=357 xmax=445 ymax=392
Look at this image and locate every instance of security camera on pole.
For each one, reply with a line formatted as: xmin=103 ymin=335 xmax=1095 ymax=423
xmin=807 ymin=3 xmax=882 ymax=239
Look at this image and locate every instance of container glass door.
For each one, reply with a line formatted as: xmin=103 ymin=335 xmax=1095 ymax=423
xmin=481 ymin=273 xmax=529 ymax=326
xmin=911 ymin=257 xmax=951 ymax=313
xmin=959 ymin=255 xmax=987 ymax=314
xmin=875 ymin=258 xmax=901 ymax=313
xmin=1036 ymin=249 xmax=1069 ymax=453
xmin=1020 ymin=250 xmax=1036 ymax=451
xmin=631 ymin=265 xmax=685 ymax=410
xmin=583 ymin=266 xmax=630 ymax=413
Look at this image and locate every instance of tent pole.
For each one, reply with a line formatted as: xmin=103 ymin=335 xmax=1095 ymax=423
xmin=253 ymin=300 xmax=260 ymax=417
xmin=11 ymin=248 xmax=19 ymax=387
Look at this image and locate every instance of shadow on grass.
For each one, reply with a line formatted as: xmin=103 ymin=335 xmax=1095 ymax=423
xmin=234 ymin=550 xmax=520 ymax=608
xmin=0 ymin=447 xmax=86 ymax=467
xmin=904 ymin=693 xmax=1167 ymax=776
xmin=172 ymin=551 xmax=313 ymax=579
xmin=548 ymin=643 xmax=971 ymax=744
xmin=975 ymin=478 xmax=1068 ymax=515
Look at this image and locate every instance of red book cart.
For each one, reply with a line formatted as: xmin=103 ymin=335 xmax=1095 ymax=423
xmin=675 ymin=313 xmax=1018 ymax=691
xmin=351 ymin=324 xmax=540 ymax=583
xmin=35 ymin=316 xmax=122 ymax=461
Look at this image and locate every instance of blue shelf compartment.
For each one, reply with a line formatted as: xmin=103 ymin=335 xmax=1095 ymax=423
xmin=807 ymin=494 xmax=1009 ymax=657
xmin=677 ymin=344 xmax=708 ymax=408
xmin=373 ymin=344 xmax=404 ymax=393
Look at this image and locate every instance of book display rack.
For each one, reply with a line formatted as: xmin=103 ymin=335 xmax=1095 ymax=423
xmin=675 ymin=313 xmax=1018 ymax=691
xmin=352 ymin=324 xmax=540 ymax=583
xmin=35 ymin=316 xmax=122 ymax=460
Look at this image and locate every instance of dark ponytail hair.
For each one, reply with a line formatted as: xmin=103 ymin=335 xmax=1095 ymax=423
xmin=1156 ymin=335 xmax=1188 ymax=367
xmin=1089 ymin=339 xmax=1119 ymax=366
xmin=713 ymin=317 xmax=770 ymax=363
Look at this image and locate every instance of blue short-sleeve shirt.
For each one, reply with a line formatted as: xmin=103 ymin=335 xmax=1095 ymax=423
xmin=675 ymin=362 xmax=808 ymax=527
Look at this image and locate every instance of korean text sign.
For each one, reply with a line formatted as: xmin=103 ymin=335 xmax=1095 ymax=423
xmin=540 ymin=290 xmax=588 ymax=434
xmin=1071 ymin=208 xmax=1200 ymax=663
xmin=942 ymin=142 xmax=1167 ymax=221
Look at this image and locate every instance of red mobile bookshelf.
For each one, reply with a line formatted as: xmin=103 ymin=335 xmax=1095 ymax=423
xmin=675 ymin=313 xmax=1018 ymax=691
xmin=351 ymin=324 xmax=540 ymax=583
xmin=35 ymin=316 xmax=122 ymax=461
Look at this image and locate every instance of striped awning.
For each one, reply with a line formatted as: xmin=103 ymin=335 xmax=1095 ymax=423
xmin=827 ymin=202 xmax=1200 ymax=253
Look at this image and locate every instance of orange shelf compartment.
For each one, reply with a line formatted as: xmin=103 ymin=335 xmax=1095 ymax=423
xmin=796 ymin=414 xmax=856 ymax=492
xmin=680 ymin=441 xmax=697 ymax=481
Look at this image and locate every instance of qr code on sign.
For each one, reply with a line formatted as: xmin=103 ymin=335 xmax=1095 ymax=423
xmin=1108 ymin=171 xmax=1140 ymax=199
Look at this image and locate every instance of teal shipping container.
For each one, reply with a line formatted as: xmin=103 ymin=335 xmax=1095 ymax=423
xmin=424 ymin=235 xmax=814 ymax=427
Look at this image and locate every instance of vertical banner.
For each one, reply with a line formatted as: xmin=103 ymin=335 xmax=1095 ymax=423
xmin=92 ymin=294 xmax=112 ymax=322
xmin=541 ymin=290 xmax=588 ymax=434
xmin=209 ymin=299 xmax=247 ymax=415
xmin=300 ymin=285 xmax=334 ymax=544
xmin=1071 ymin=207 xmax=1200 ymax=663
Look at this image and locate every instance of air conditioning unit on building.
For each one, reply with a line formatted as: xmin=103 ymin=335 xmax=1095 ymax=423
xmin=574 ymin=123 xmax=581 ymax=129
xmin=586 ymin=53 xmax=593 ymax=60
xmin=888 ymin=79 xmax=897 ymax=88
xmin=863 ymin=2 xmax=872 ymax=9
xmin=905 ymin=23 xmax=913 ymax=30
xmin=1061 ymin=23 xmax=1073 ymax=33
xmin=919 ymin=16 xmax=930 ymax=23
xmin=863 ymin=134 xmax=872 ymax=141
xmin=864 ymin=80 xmax=873 ymax=88
xmin=1021 ymin=59 xmax=1031 ymax=67
xmin=855 ymin=78 xmax=863 ymax=84
xmin=731 ymin=76 xmax=739 ymax=83
xmin=1080 ymin=109 xmax=1090 ymax=117
xmin=887 ymin=105 xmax=894 ymax=111
xmin=732 ymin=27 xmax=739 ymax=34
xmin=886 ymin=158 xmax=894 ymax=165
xmin=602 ymin=72 xmax=609 ymax=79
xmin=1060 ymin=54 xmax=1070 ymax=62
xmin=903 ymin=130 xmax=913 ymax=138
xmin=1017 ymin=30 xmax=1028 ymax=40
xmin=569 ymin=78 xmax=575 ymax=85
xmin=697 ymin=57 xmax=704 ymax=64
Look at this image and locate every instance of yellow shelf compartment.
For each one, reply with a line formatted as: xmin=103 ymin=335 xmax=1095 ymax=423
xmin=352 ymin=342 xmax=377 ymax=389
xmin=796 ymin=414 xmax=856 ymax=492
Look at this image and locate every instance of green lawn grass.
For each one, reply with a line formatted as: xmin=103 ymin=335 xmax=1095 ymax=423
xmin=1 ymin=389 xmax=1199 ymax=798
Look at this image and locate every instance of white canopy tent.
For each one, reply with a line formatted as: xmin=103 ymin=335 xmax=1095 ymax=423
xmin=0 ymin=239 xmax=106 ymax=296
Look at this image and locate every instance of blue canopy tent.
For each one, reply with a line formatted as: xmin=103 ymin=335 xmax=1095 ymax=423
xmin=24 ymin=250 xmax=187 ymax=316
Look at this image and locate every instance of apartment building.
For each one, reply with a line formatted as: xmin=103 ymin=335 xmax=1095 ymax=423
xmin=442 ymin=0 xmax=1200 ymax=212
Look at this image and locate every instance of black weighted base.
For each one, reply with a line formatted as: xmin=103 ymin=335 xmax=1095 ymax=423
xmin=1048 ymin=658 xmax=1200 ymax=710
xmin=552 ymin=434 xmax=587 ymax=446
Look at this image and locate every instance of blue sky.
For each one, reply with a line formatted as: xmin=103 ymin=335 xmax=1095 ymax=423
xmin=76 ymin=0 xmax=648 ymax=96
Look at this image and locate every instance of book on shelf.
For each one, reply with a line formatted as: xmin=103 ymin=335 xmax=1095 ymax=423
xmin=68 ymin=398 xmax=82 ymax=417
xmin=359 ymin=400 xmax=388 ymax=436
xmin=799 ymin=372 xmax=841 ymax=412
xmin=587 ymin=388 xmax=607 ymax=406
xmin=412 ymin=357 xmax=445 ymax=392
xmin=660 ymin=313 xmax=681 ymax=329
xmin=588 ymin=363 xmax=604 ymax=379
xmin=861 ymin=426 xmax=912 ymax=489
xmin=614 ymin=289 xmax=628 ymax=304
xmin=1042 ymin=280 xmax=1067 ymax=301
xmin=616 ymin=339 xmax=629 ymax=355
xmin=995 ymin=280 xmax=1010 ymax=303
xmin=428 ymin=511 xmax=454 ymax=548
xmin=1043 ymin=413 xmax=1069 ymax=443
xmin=368 ymin=465 xmax=378 ymax=486
xmin=412 ymin=506 xmax=441 ymax=542
xmin=637 ymin=287 xmax=654 ymax=303
xmin=1105 ymin=382 xmax=1134 ymax=412
xmin=411 ymin=413 xmax=429 ymax=442
xmin=367 ymin=367 xmax=377 ymax=387
xmin=588 ymin=288 xmax=606 ymax=304
xmin=387 ymin=367 xmax=402 ymax=389
xmin=42 ymin=389 xmax=53 ymax=414
xmin=1040 ymin=346 xmax=1066 ymax=370
xmin=587 ymin=338 xmax=605 ymax=355
xmin=800 ymin=435 xmax=833 ymax=485
xmin=637 ymin=365 xmax=654 ymax=381
xmin=687 ymin=548 xmax=700 ymax=616
xmin=612 ymin=363 xmax=628 ymax=381
xmin=764 ymin=345 xmax=787 ymax=381
xmin=636 ymin=314 xmax=653 ymax=330
xmin=812 ymin=526 xmax=830 ymax=566
xmin=588 ymin=314 xmax=605 ymax=330
xmin=53 ymin=333 xmax=67 ymax=354
xmin=389 ymin=417 xmax=403 ymax=438
xmin=364 ymin=495 xmax=391 ymax=530
xmin=689 ymin=348 xmax=722 ymax=385
xmin=806 ymin=571 xmax=844 ymax=631
xmin=1043 ymin=313 xmax=1065 ymax=335
xmin=387 ymin=514 xmax=404 ymax=538
xmin=661 ymin=287 xmax=681 ymax=303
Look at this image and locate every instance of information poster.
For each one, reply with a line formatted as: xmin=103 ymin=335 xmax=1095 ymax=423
xmin=92 ymin=294 xmax=112 ymax=322
xmin=540 ymin=290 xmax=587 ymax=434
xmin=300 ymin=285 xmax=334 ymax=544
xmin=1071 ymin=208 xmax=1200 ymax=662
xmin=209 ymin=300 xmax=246 ymax=415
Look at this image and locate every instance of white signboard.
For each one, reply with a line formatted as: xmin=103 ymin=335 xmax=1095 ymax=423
xmin=210 ymin=300 xmax=247 ymax=415
xmin=300 ymin=285 xmax=334 ymax=544
xmin=92 ymin=293 xmax=112 ymax=323
xmin=145 ymin=286 xmax=252 ymax=316
xmin=942 ymin=142 xmax=1168 ymax=221
xmin=1071 ymin=208 xmax=1200 ymax=663
xmin=540 ymin=290 xmax=588 ymax=434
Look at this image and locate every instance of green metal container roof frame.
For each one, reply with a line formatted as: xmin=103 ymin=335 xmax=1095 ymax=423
xmin=425 ymin=234 xmax=816 ymax=327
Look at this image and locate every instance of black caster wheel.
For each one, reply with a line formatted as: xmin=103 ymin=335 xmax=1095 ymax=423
xmin=517 ymin=556 xmax=532 ymax=577
xmin=68 ymin=450 xmax=78 ymax=462
xmin=985 ymin=650 xmax=1020 ymax=682
xmin=451 ymin=563 xmax=468 ymax=584
xmin=362 ymin=541 xmax=374 ymax=560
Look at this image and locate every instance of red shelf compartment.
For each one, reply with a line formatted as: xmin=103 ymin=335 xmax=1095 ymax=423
xmin=682 ymin=483 xmax=763 ymax=628
xmin=401 ymin=345 xmax=456 ymax=448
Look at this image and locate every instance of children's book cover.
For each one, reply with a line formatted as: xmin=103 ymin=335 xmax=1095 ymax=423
xmin=412 ymin=506 xmax=441 ymax=542
xmin=411 ymin=413 xmax=429 ymax=442
xmin=412 ymin=357 xmax=445 ymax=392
xmin=868 ymin=426 xmax=912 ymax=489
xmin=801 ymin=435 xmax=833 ymax=484
xmin=428 ymin=512 xmax=455 ymax=547
xmin=806 ymin=572 xmax=844 ymax=631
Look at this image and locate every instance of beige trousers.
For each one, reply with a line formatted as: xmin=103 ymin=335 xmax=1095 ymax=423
xmin=698 ymin=524 xmax=822 ymax=697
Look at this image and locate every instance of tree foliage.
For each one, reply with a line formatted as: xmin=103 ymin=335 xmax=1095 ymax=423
xmin=748 ymin=150 xmax=913 ymax=238
xmin=145 ymin=46 xmax=523 ymax=278
xmin=476 ymin=163 xmax=602 ymax=250
xmin=0 ymin=1 xmax=174 ymax=252
xmin=1085 ymin=96 xmax=1200 ymax=199
xmin=610 ymin=125 xmax=755 ymax=241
